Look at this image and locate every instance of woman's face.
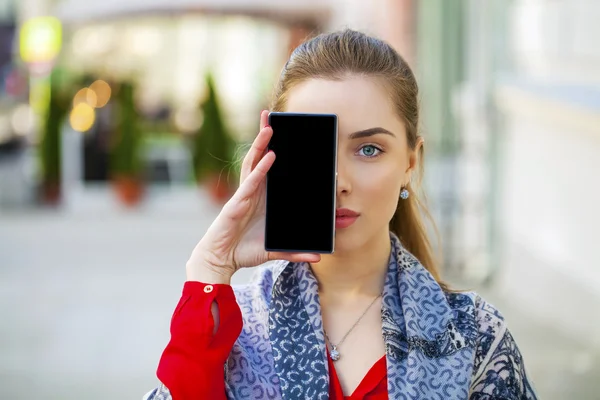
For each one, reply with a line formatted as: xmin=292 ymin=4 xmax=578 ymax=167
xmin=285 ymin=76 xmax=419 ymax=252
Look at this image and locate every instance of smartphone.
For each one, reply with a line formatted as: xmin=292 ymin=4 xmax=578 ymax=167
xmin=265 ymin=112 xmax=338 ymax=253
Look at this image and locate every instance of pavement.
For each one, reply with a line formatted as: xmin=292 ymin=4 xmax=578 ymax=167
xmin=0 ymin=189 xmax=598 ymax=399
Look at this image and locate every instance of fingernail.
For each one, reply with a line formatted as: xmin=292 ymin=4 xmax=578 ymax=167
xmin=265 ymin=124 xmax=271 ymax=129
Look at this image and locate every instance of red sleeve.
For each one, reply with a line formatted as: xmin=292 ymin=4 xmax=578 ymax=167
xmin=157 ymin=281 xmax=243 ymax=400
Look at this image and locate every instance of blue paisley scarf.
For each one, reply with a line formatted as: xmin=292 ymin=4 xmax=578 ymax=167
xmin=146 ymin=232 xmax=537 ymax=400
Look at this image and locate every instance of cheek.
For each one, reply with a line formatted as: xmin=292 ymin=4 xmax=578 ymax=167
xmin=356 ymin=163 xmax=402 ymax=210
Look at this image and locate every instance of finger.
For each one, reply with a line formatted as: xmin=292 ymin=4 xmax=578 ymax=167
xmin=255 ymin=110 xmax=270 ymax=160
xmin=260 ymin=109 xmax=269 ymax=131
xmin=240 ymin=125 xmax=273 ymax=183
xmin=268 ymin=252 xmax=322 ymax=263
xmin=234 ymin=150 xmax=275 ymax=203
xmin=240 ymin=111 xmax=272 ymax=184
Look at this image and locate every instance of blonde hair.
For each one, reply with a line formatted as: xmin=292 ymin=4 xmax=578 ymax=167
xmin=271 ymin=29 xmax=449 ymax=290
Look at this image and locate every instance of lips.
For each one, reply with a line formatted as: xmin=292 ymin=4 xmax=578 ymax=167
xmin=335 ymin=208 xmax=360 ymax=229
xmin=336 ymin=208 xmax=360 ymax=218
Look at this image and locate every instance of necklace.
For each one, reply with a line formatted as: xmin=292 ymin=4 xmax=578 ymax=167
xmin=323 ymin=293 xmax=382 ymax=362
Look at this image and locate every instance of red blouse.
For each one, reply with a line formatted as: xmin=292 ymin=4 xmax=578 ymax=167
xmin=328 ymin=351 xmax=387 ymax=400
xmin=157 ymin=281 xmax=388 ymax=399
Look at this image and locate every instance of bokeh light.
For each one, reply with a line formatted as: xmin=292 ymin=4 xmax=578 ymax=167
xmin=11 ymin=104 xmax=34 ymax=136
xmin=174 ymin=107 xmax=202 ymax=133
xmin=69 ymin=103 xmax=96 ymax=132
xmin=73 ymin=88 xmax=97 ymax=108
xmin=19 ymin=16 xmax=62 ymax=64
xmin=89 ymin=80 xmax=112 ymax=108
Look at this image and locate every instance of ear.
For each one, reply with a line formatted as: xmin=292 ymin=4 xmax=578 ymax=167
xmin=405 ymin=137 xmax=424 ymax=181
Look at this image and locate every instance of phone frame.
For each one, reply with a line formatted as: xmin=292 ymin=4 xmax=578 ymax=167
xmin=264 ymin=112 xmax=338 ymax=254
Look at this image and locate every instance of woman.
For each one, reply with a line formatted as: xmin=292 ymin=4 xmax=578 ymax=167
xmin=144 ymin=29 xmax=537 ymax=400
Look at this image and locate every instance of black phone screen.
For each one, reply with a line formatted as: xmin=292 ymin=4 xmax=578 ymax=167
xmin=265 ymin=112 xmax=338 ymax=253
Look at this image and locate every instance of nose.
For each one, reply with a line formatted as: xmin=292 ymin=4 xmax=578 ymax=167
xmin=336 ymin=164 xmax=351 ymax=196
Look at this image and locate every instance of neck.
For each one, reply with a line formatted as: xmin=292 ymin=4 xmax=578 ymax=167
xmin=310 ymin=229 xmax=392 ymax=301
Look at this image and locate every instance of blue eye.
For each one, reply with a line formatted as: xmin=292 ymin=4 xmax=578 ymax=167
xmin=358 ymin=144 xmax=383 ymax=158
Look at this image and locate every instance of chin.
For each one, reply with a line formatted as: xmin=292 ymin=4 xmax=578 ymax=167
xmin=333 ymin=223 xmax=389 ymax=254
xmin=333 ymin=230 xmax=366 ymax=254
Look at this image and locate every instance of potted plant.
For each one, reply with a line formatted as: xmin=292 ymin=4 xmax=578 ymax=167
xmin=39 ymin=68 xmax=69 ymax=205
xmin=192 ymin=74 xmax=238 ymax=204
xmin=109 ymin=81 xmax=144 ymax=207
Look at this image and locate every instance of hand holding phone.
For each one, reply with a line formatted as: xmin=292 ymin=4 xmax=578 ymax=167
xmin=186 ymin=111 xmax=322 ymax=283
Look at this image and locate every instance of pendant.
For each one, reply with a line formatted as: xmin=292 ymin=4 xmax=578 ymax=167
xmin=330 ymin=346 xmax=340 ymax=361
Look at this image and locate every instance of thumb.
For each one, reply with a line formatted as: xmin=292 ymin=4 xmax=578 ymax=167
xmin=269 ymin=252 xmax=322 ymax=263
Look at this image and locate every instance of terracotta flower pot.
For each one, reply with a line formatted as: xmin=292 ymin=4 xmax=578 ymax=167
xmin=41 ymin=181 xmax=61 ymax=206
xmin=112 ymin=176 xmax=144 ymax=207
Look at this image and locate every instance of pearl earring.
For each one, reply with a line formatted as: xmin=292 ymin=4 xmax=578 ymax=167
xmin=400 ymin=187 xmax=409 ymax=200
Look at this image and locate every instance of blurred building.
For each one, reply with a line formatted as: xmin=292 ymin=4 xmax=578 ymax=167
xmin=0 ymin=0 xmax=30 ymax=208
xmin=4 ymin=0 xmax=417 ymax=213
xmin=491 ymin=0 xmax=600 ymax=349
xmin=414 ymin=0 xmax=600 ymax=357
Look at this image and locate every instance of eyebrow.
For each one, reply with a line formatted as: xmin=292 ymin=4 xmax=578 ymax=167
xmin=348 ymin=127 xmax=396 ymax=139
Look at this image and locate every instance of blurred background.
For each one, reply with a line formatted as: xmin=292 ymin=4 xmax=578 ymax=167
xmin=0 ymin=0 xmax=599 ymax=398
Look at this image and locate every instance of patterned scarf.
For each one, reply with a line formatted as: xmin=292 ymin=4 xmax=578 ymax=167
xmin=225 ymin=232 xmax=479 ymax=399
